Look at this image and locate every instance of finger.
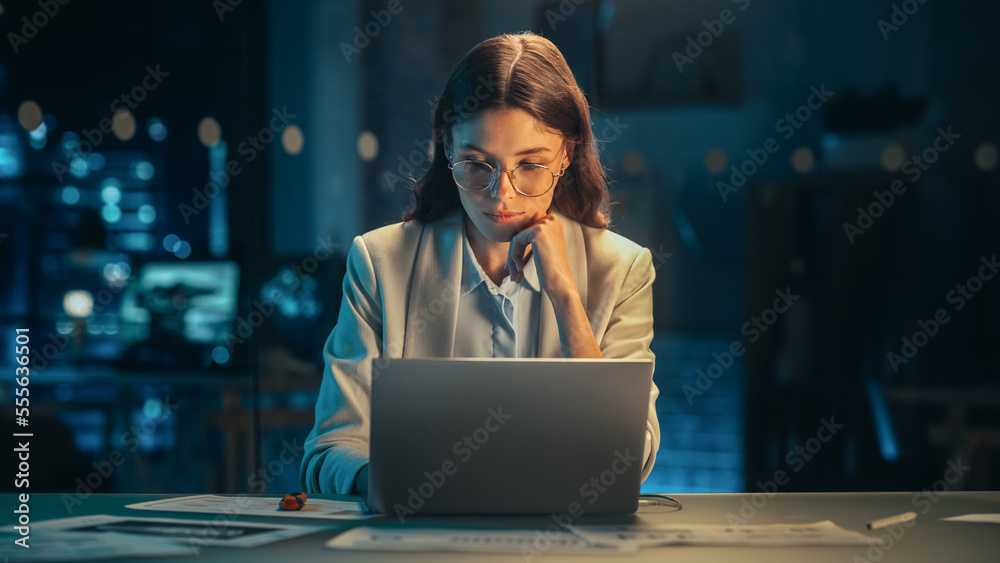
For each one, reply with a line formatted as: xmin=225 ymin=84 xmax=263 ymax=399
xmin=525 ymin=213 xmax=550 ymax=228
xmin=512 ymin=246 xmax=533 ymax=276
xmin=508 ymin=229 xmax=534 ymax=273
xmin=511 ymin=248 xmax=531 ymax=284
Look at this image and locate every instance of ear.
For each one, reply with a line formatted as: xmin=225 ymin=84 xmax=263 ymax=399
xmin=560 ymin=143 xmax=575 ymax=175
xmin=442 ymin=138 xmax=452 ymax=162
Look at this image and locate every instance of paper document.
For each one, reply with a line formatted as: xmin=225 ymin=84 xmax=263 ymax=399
xmin=127 ymin=494 xmax=376 ymax=520
xmin=569 ymin=520 xmax=871 ymax=549
xmin=326 ymin=526 xmax=631 ymax=554
xmin=28 ymin=514 xmax=329 ymax=548
xmin=942 ymin=513 xmax=1000 ymax=525
xmin=1 ymin=530 xmax=198 ymax=562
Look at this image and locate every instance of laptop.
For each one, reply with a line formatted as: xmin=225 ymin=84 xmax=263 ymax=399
xmin=367 ymin=358 xmax=653 ymax=516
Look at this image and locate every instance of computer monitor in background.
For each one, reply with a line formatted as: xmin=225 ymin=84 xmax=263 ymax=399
xmin=120 ymin=261 xmax=240 ymax=368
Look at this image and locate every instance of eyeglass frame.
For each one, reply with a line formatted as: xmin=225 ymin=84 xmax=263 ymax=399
xmin=445 ymin=144 xmax=569 ymax=198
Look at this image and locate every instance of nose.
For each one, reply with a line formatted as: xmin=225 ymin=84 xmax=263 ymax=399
xmin=489 ymin=169 xmax=518 ymax=200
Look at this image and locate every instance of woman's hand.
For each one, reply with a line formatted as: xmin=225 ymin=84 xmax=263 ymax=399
xmin=505 ymin=214 xmax=603 ymax=358
xmin=505 ymin=213 xmax=575 ymax=299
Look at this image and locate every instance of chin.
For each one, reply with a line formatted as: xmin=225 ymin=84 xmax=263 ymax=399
xmin=481 ymin=223 xmax=517 ymax=242
xmin=467 ymin=216 xmax=510 ymax=241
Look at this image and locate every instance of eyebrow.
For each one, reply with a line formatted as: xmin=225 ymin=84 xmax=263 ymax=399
xmin=459 ymin=143 xmax=553 ymax=156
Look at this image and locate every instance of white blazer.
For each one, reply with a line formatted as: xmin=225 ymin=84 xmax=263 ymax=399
xmin=300 ymin=208 xmax=661 ymax=494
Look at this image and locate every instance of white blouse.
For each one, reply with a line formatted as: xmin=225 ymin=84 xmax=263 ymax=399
xmin=453 ymin=218 xmax=541 ymax=358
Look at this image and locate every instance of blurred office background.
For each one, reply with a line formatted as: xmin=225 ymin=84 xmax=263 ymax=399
xmin=0 ymin=0 xmax=997 ymax=495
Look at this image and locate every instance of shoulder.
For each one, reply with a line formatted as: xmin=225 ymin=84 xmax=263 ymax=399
xmin=356 ymin=219 xmax=423 ymax=255
xmin=557 ymin=214 xmax=655 ymax=306
xmin=555 ymin=211 xmax=650 ymax=272
xmin=350 ymin=209 xmax=463 ymax=265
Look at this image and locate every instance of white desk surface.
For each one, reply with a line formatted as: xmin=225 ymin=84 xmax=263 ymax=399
xmin=9 ymin=491 xmax=1000 ymax=562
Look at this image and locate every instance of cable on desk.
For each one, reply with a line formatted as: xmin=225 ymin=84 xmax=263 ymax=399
xmin=638 ymin=494 xmax=683 ymax=512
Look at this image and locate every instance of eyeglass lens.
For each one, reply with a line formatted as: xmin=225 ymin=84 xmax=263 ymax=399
xmin=452 ymin=162 xmax=553 ymax=195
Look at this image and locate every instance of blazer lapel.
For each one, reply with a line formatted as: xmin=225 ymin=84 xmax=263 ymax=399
xmin=403 ymin=209 xmax=464 ymax=358
xmin=537 ymin=212 xmax=588 ymax=357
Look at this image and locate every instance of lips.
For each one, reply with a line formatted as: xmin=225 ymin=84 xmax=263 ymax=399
xmin=485 ymin=211 xmax=522 ymax=224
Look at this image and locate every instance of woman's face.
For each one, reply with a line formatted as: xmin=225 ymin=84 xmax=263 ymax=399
xmin=448 ymin=107 xmax=570 ymax=245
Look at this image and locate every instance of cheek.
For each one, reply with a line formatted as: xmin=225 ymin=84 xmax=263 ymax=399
xmin=457 ymin=190 xmax=477 ymax=212
xmin=536 ymin=195 xmax=556 ymax=214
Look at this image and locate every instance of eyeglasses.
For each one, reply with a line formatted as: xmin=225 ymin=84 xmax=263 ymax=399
xmin=447 ymin=147 xmax=567 ymax=198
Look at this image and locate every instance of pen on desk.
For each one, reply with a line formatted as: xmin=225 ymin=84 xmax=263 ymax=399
xmin=866 ymin=511 xmax=917 ymax=530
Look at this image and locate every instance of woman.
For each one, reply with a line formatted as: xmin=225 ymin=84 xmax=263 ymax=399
xmin=300 ymin=31 xmax=660 ymax=496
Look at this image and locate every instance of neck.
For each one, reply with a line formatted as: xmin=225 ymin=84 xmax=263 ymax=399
xmin=465 ymin=214 xmax=511 ymax=285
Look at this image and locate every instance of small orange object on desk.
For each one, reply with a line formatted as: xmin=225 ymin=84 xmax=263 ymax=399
xmin=279 ymin=492 xmax=307 ymax=511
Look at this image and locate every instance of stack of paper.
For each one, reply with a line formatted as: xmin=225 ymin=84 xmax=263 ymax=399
xmin=2 ymin=513 xmax=331 ymax=562
xmin=126 ymin=494 xmax=375 ymax=520
xmin=3 ymin=530 xmax=198 ymax=562
xmin=569 ymin=520 xmax=871 ymax=550
xmin=327 ymin=527 xmax=627 ymax=555
xmin=325 ymin=520 xmax=871 ymax=555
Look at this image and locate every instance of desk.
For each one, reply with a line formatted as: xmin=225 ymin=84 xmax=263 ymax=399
xmin=4 ymin=492 xmax=999 ymax=562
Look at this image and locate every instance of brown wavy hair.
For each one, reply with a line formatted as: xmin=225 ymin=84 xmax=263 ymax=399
xmin=402 ymin=32 xmax=611 ymax=229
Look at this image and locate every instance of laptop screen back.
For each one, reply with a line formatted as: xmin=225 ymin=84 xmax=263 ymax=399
xmin=368 ymin=358 xmax=652 ymax=516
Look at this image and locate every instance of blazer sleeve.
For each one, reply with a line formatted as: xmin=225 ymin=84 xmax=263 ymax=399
xmin=599 ymin=247 xmax=660 ymax=484
xmin=300 ymin=236 xmax=382 ymax=494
